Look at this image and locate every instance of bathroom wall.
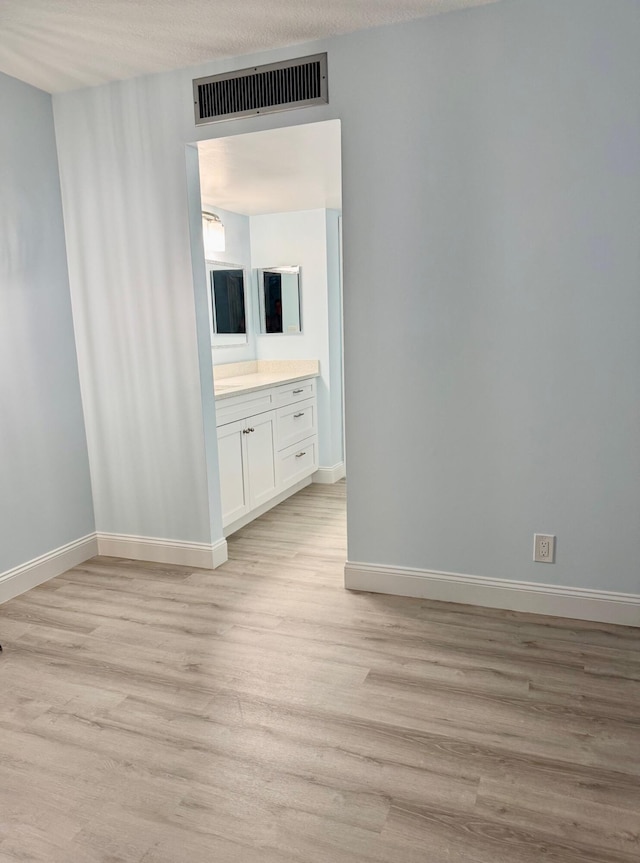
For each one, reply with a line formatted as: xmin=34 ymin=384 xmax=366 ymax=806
xmin=250 ymin=208 xmax=344 ymax=469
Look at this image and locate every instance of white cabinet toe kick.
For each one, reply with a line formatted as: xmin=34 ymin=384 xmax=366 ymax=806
xmin=216 ymin=377 xmax=318 ymax=534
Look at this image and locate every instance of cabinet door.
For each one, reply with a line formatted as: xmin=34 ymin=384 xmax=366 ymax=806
xmin=217 ymin=419 xmax=249 ymax=527
xmin=245 ymin=410 xmax=278 ymax=509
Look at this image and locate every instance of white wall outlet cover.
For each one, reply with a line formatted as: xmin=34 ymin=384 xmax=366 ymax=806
xmin=534 ymin=534 xmax=556 ymax=563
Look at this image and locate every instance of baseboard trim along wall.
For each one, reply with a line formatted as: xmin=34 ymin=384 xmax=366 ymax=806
xmin=344 ymin=561 xmax=640 ymax=627
xmin=0 ymin=534 xmax=98 ymax=604
xmin=96 ymin=533 xmax=228 ymax=569
xmin=0 ymin=532 xmax=228 ymax=606
xmin=313 ymin=462 xmax=346 ymax=484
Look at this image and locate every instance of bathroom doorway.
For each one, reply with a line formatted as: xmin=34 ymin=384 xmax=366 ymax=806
xmin=190 ymin=120 xmax=346 ymax=562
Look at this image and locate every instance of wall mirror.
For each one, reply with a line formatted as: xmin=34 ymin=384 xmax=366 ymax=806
xmin=206 ymin=261 xmax=248 ymax=347
xmin=258 ymin=266 xmax=302 ymax=335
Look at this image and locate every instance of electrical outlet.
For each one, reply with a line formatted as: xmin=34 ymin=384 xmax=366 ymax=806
xmin=534 ymin=534 xmax=555 ymax=563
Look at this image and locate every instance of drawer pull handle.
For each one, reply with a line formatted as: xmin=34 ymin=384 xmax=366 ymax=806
xmin=293 ymin=412 xmax=304 ymax=418
xmin=292 ymin=388 xmax=304 ymax=394
xmin=295 ymin=451 xmax=306 ymax=458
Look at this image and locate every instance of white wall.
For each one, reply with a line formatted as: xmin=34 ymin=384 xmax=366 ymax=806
xmin=251 ymin=208 xmax=343 ymax=468
xmin=53 ymin=0 xmax=640 ymax=595
xmin=0 ymin=71 xmax=94 ymax=574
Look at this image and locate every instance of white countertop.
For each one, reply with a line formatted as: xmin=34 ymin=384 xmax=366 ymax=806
xmin=214 ymin=369 xmax=318 ymax=399
xmin=213 ymin=359 xmax=319 ymax=400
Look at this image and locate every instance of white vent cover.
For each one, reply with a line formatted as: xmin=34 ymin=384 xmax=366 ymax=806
xmin=193 ymin=54 xmax=328 ymax=125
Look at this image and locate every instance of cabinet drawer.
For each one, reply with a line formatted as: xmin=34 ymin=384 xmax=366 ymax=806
xmin=215 ymin=389 xmax=274 ymax=427
xmin=276 ymin=398 xmax=317 ymax=451
xmin=273 ymin=377 xmax=316 ymax=407
xmin=277 ymin=435 xmax=318 ymax=489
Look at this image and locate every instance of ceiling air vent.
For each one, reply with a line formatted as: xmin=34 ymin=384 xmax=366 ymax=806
xmin=193 ymin=53 xmax=328 ymax=125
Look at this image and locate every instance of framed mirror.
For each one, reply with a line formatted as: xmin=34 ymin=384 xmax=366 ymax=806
xmin=206 ymin=261 xmax=248 ymax=347
xmin=258 ymin=266 xmax=302 ymax=335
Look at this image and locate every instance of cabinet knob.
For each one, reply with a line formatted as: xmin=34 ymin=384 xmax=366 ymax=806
xmin=295 ymin=451 xmax=306 ymax=458
xmin=249 ymin=427 xmax=255 ymax=433
xmin=293 ymin=388 xmax=304 ymax=394
xmin=293 ymin=412 xmax=304 ymax=418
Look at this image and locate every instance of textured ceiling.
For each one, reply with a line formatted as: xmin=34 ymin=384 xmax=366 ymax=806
xmin=0 ymin=0 xmax=500 ymax=94
xmin=198 ymin=121 xmax=342 ymax=216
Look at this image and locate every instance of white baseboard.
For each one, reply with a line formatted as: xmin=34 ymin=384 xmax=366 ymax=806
xmin=0 ymin=530 xmax=228 ymax=606
xmin=97 ymin=533 xmax=228 ymax=570
xmin=313 ymin=462 xmax=346 ymax=484
xmin=0 ymin=534 xmax=98 ymax=604
xmin=224 ymin=477 xmax=311 ymax=537
xmin=344 ymin=561 xmax=640 ymax=627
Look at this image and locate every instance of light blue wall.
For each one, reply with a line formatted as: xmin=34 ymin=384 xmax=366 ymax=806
xmin=0 ymin=71 xmax=94 ymax=574
xmin=341 ymin=0 xmax=640 ymax=592
xmin=54 ymin=82 xmax=216 ymax=542
xmin=53 ymin=0 xmax=640 ymax=593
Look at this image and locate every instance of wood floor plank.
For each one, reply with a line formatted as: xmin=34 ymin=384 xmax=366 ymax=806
xmin=382 ymin=799 xmax=638 ymax=863
xmin=1 ymin=480 xmax=639 ymax=862
xmin=474 ymin=778 xmax=640 ymax=859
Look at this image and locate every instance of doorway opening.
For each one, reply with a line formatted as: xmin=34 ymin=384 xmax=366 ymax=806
xmin=190 ymin=120 xmax=346 ymax=567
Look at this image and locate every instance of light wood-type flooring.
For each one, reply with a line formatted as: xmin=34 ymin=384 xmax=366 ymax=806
xmin=1 ymin=481 xmax=639 ymax=862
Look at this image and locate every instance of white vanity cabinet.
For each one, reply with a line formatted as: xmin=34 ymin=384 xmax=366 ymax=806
xmin=216 ymin=376 xmax=318 ymax=534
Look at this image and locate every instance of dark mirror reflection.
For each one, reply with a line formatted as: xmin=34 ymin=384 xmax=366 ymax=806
xmin=259 ymin=267 xmax=301 ymax=334
xmin=210 ymin=268 xmax=246 ymax=334
xmin=264 ymin=272 xmax=283 ymax=333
